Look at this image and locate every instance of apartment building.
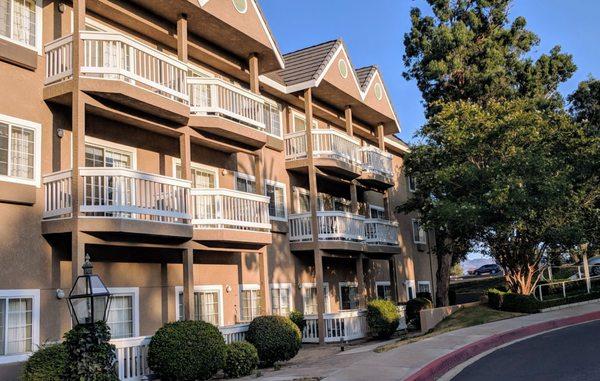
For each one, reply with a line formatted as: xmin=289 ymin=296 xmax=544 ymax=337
xmin=0 ymin=0 xmax=435 ymax=378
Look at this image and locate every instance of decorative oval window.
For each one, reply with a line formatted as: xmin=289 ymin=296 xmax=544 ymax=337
xmin=232 ymin=0 xmax=248 ymax=13
xmin=338 ymin=59 xmax=348 ymax=79
xmin=374 ymin=83 xmax=383 ymax=100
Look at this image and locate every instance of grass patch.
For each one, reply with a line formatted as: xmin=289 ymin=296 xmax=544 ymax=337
xmin=450 ymin=277 xmax=507 ymax=304
xmin=374 ymin=305 xmax=523 ymax=353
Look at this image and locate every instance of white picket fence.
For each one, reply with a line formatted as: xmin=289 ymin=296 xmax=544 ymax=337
xmin=302 ymin=310 xmax=369 ymax=343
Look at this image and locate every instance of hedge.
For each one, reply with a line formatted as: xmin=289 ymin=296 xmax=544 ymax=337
xmin=223 ymin=341 xmax=258 ymax=378
xmin=405 ymin=297 xmax=433 ymax=330
xmin=366 ymin=299 xmax=400 ymax=339
xmin=289 ymin=310 xmax=306 ymax=333
xmin=148 ymin=320 xmax=226 ymax=381
xmin=22 ymin=343 xmax=67 ymax=381
xmin=487 ymin=288 xmax=600 ymax=313
xmin=246 ymin=316 xmax=301 ymax=367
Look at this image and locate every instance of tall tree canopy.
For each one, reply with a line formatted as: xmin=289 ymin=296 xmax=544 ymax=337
xmin=400 ymin=0 xmax=581 ymax=300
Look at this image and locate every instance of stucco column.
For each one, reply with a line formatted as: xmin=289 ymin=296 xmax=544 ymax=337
xmin=254 ymin=150 xmax=271 ymax=315
xmin=356 ymin=254 xmax=366 ymax=308
xmin=345 ymin=106 xmax=353 ymax=137
xmin=249 ymin=53 xmax=260 ymax=94
xmin=179 ymin=131 xmax=192 ymax=181
xmin=377 ymin=124 xmax=392 ymax=219
xmin=389 ymin=256 xmax=399 ymax=303
xmin=182 ymin=248 xmax=195 ymax=320
xmin=176 ymin=14 xmax=188 ymax=62
xmin=161 ymin=263 xmax=169 ymax=323
xmin=350 ymin=182 xmax=358 ymax=214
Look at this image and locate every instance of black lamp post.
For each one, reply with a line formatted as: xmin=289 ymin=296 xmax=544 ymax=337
xmin=68 ymin=254 xmax=111 ymax=325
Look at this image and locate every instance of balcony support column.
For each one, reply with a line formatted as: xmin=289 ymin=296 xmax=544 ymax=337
xmin=389 ymin=256 xmax=399 ymax=303
xmin=253 ymin=149 xmax=271 ymax=315
xmin=350 ymin=182 xmax=359 ymax=214
xmin=177 ymin=14 xmax=188 ymax=62
xmin=305 ymin=88 xmax=326 ymax=344
xmin=179 ymin=131 xmax=192 ymax=181
xmin=182 ymin=248 xmax=195 ymax=320
xmin=345 ymin=106 xmax=353 ymax=137
xmin=249 ymin=53 xmax=260 ymax=95
xmin=356 ymin=254 xmax=366 ymax=308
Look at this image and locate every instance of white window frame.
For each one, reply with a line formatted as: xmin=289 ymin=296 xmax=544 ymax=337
xmin=291 ymin=109 xmax=318 ymax=132
xmin=417 ymin=281 xmax=432 ymax=294
xmin=0 ymin=289 xmax=40 ymax=364
xmin=239 ymin=284 xmax=261 ymax=322
xmin=269 ymin=283 xmax=293 ymax=316
xmin=408 ymin=175 xmax=417 ymax=192
xmin=234 ymin=171 xmax=256 ymax=193
xmin=172 ymin=159 xmax=219 ymax=188
xmin=338 ymin=281 xmax=359 ymax=311
xmin=412 ymin=219 xmax=427 ymax=244
xmin=263 ymin=99 xmax=283 ymax=139
xmin=375 ymin=281 xmax=392 ymax=300
xmin=265 ymin=179 xmax=287 ymax=221
xmin=175 ymin=285 xmax=224 ymax=327
xmin=0 ymin=114 xmax=41 ymax=187
xmin=0 ymin=0 xmax=43 ymax=54
xmin=106 ymin=287 xmax=140 ymax=339
xmin=405 ymin=280 xmax=416 ymax=300
xmin=83 ymin=136 xmax=137 ymax=170
xmin=369 ymin=205 xmax=386 ymax=219
xmin=301 ymin=282 xmax=330 ymax=314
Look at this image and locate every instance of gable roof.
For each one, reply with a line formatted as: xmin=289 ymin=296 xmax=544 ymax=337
xmin=355 ymin=66 xmax=378 ymax=91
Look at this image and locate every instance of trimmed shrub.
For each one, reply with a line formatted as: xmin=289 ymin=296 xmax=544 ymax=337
xmin=367 ymin=299 xmax=400 ymax=339
xmin=246 ymin=315 xmax=301 ymax=367
xmin=487 ymin=288 xmax=507 ymax=310
xmin=289 ymin=310 xmax=306 ymax=333
xmin=63 ymin=321 xmax=118 ymax=381
xmin=405 ymin=297 xmax=433 ymax=330
xmin=22 ymin=343 xmax=67 ymax=381
xmin=416 ymin=292 xmax=433 ymax=302
xmin=148 ymin=320 xmax=226 ymax=381
xmin=502 ymin=293 xmax=540 ymax=313
xmin=223 ymin=341 xmax=259 ymax=378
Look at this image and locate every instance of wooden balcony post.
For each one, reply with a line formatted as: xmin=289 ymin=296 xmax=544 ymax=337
xmin=177 ymin=14 xmax=188 ymax=62
xmin=249 ymin=53 xmax=260 ymax=95
xmin=182 ymin=248 xmax=195 ymax=320
xmin=376 ymin=123 xmax=385 ymax=151
xmin=389 ymin=256 xmax=399 ymax=303
xmin=179 ymin=131 xmax=192 ymax=181
xmin=356 ymin=254 xmax=366 ymax=308
xmin=345 ymin=106 xmax=353 ymax=137
xmin=253 ymin=149 xmax=270 ymax=314
xmin=161 ymin=263 xmax=170 ymax=324
xmin=304 ymin=88 xmax=326 ymax=344
xmin=350 ymin=182 xmax=359 ymax=214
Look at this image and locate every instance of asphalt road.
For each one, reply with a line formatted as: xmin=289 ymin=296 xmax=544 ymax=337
xmin=454 ymin=320 xmax=600 ymax=381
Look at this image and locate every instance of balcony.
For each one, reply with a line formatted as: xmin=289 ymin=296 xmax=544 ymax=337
xmin=44 ymin=31 xmax=190 ymax=122
xmin=188 ymin=77 xmax=281 ymax=148
xmin=288 ymin=211 xmax=365 ymax=251
xmin=284 ymin=129 xmax=362 ymax=178
xmin=42 ymin=168 xmax=192 ymax=238
xmin=190 ymin=188 xmax=272 ymax=248
xmin=358 ymin=146 xmax=394 ymax=188
xmin=365 ymin=219 xmax=401 ymax=254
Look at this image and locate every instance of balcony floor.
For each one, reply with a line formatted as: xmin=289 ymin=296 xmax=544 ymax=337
xmin=357 ymin=172 xmax=394 ymax=189
xmin=286 ymin=158 xmax=362 ymax=180
xmin=193 ymin=228 xmax=272 ymax=250
xmin=189 ymin=115 xmax=267 ymax=149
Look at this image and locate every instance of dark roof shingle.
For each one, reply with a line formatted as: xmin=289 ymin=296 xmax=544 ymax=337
xmin=355 ymin=66 xmax=377 ymax=91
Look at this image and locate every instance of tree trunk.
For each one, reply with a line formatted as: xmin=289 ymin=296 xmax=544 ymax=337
xmin=435 ymin=251 xmax=453 ymax=307
xmin=505 ymin=264 xmax=539 ymax=295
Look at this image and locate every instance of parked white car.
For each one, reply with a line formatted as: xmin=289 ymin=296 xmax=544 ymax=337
xmin=589 ymin=257 xmax=600 ymax=276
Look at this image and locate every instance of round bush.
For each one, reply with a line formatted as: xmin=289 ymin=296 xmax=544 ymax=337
xmin=405 ymin=297 xmax=433 ymax=330
xmin=246 ymin=315 xmax=301 ymax=367
xmin=288 ymin=310 xmax=306 ymax=332
xmin=148 ymin=320 xmax=226 ymax=381
xmin=367 ymin=299 xmax=400 ymax=339
xmin=22 ymin=343 xmax=67 ymax=381
xmin=223 ymin=341 xmax=258 ymax=378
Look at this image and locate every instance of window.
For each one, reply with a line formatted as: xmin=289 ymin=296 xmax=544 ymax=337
xmin=339 ymin=282 xmax=359 ymax=310
xmin=263 ymin=102 xmax=282 ymax=138
xmin=0 ymin=0 xmax=40 ymax=50
xmin=270 ymin=284 xmax=292 ymax=316
xmin=302 ymin=283 xmax=330 ymax=315
xmin=235 ymin=173 xmax=256 ymax=194
xmin=408 ymin=175 xmax=417 ymax=192
xmin=239 ymin=285 xmax=261 ymax=322
xmin=265 ymin=180 xmax=286 ymax=220
xmin=175 ymin=162 xmax=218 ymax=189
xmin=292 ymin=112 xmax=318 ymax=132
xmin=376 ymin=282 xmax=392 ymax=301
xmin=176 ymin=286 xmax=223 ymax=327
xmin=412 ymin=219 xmax=427 ymax=244
xmin=106 ymin=288 xmax=138 ymax=339
xmin=85 ymin=144 xmax=133 ymax=169
xmin=0 ymin=290 xmax=39 ymax=363
xmin=405 ymin=280 xmax=415 ymax=300
xmin=0 ymin=114 xmax=40 ymax=186
xmin=295 ymin=187 xmax=311 ymax=213
xmin=418 ymin=281 xmax=431 ymax=294
xmin=369 ymin=205 xmax=386 ymax=220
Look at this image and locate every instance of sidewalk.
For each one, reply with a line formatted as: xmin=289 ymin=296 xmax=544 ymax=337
xmin=247 ymin=301 xmax=600 ymax=381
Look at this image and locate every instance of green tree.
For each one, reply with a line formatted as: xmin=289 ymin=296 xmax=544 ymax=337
xmin=400 ymin=0 xmax=578 ymax=298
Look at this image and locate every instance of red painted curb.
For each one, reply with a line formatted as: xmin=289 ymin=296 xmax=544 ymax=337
xmin=404 ymin=310 xmax=600 ymax=381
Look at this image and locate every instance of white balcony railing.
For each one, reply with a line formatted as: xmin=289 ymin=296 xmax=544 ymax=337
xmin=43 ymin=168 xmax=191 ymax=224
xmin=284 ymin=129 xmax=362 ymax=167
xmin=288 ymin=211 xmax=365 ymax=242
xmin=219 ymin=323 xmax=250 ymax=344
xmin=112 ymin=336 xmax=151 ymax=381
xmin=365 ymin=219 xmax=399 ymax=245
xmin=190 ymin=188 xmax=271 ymax=232
xmin=189 ymin=77 xmax=268 ymax=131
xmin=45 ymin=31 xmax=189 ymax=103
xmin=361 ymin=145 xmax=393 ymax=178
xmin=302 ymin=310 xmax=369 ymax=343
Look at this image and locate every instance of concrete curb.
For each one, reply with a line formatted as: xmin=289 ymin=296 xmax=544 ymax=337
xmin=404 ymin=310 xmax=600 ymax=381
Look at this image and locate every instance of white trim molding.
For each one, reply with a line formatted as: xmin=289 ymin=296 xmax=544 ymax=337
xmin=269 ymin=283 xmax=293 ymax=314
xmin=417 ymin=281 xmax=432 ymax=294
xmin=174 ymin=285 xmax=225 ymax=327
xmin=338 ymin=281 xmax=359 ymax=311
xmin=265 ymin=179 xmax=288 ymax=221
xmin=0 ymin=113 xmax=42 ymax=187
xmin=84 ymin=136 xmax=138 ymax=170
xmin=0 ymin=289 xmax=40 ymax=365
xmin=301 ymin=282 xmax=330 ymax=314
xmin=107 ymin=287 xmax=140 ymax=338
xmin=404 ymin=280 xmax=416 ymax=300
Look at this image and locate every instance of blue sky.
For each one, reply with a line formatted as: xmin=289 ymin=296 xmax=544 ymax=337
xmin=261 ymin=0 xmax=600 ymax=144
